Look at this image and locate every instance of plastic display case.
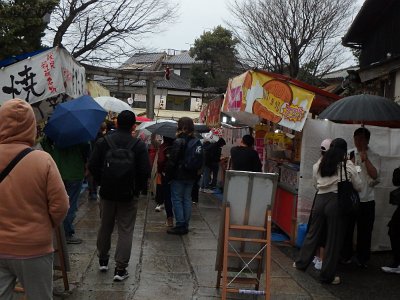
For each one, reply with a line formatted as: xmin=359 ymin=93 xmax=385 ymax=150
xmin=279 ymin=163 xmax=300 ymax=193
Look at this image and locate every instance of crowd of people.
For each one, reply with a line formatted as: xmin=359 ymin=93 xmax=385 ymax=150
xmin=0 ymin=98 xmax=398 ymax=298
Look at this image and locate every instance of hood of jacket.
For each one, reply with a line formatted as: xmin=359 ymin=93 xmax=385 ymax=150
xmin=0 ymin=99 xmax=36 ymax=146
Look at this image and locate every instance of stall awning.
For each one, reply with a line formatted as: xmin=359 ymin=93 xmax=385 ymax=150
xmin=222 ymin=70 xmax=340 ymax=131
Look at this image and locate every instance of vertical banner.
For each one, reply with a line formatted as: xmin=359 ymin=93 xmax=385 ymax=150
xmin=0 ymin=47 xmax=85 ymax=105
xmin=199 ymin=103 xmax=208 ymax=124
xmin=206 ymin=96 xmax=224 ymax=127
xmin=59 ymin=49 xmax=86 ymax=99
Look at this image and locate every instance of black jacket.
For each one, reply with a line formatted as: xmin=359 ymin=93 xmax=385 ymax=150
xmin=88 ymin=130 xmax=150 ymax=201
xmin=166 ymin=133 xmax=198 ymax=181
xmin=205 ymin=142 xmax=222 ymax=167
xmin=230 ymin=146 xmax=262 ymax=172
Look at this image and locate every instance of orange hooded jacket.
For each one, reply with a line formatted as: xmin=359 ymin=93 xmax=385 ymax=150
xmin=0 ymin=99 xmax=69 ymax=257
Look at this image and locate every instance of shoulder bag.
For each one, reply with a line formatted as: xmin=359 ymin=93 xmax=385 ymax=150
xmin=337 ymin=160 xmax=360 ymax=215
xmin=0 ymin=148 xmax=34 ymax=183
xmin=390 ymin=187 xmax=400 ymax=205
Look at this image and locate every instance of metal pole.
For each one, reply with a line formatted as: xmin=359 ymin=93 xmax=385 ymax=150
xmin=146 ymin=79 xmax=155 ymax=120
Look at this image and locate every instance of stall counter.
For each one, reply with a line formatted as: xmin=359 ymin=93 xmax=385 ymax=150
xmin=271 ymin=162 xmax=299 ymax=244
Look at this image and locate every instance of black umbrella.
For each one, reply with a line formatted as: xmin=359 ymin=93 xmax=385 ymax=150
xmin=319 ymin=94 xmax=400 ymax=123
xmin=146 ymin=122 xmax=177 ymax=139
xmin=194 ymin=123 xmax=210 ymax=133
xmin=146 ymin=122 xmax=210 ymax=139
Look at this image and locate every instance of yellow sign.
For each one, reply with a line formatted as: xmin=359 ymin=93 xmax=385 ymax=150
xmin=223 ymin=70 xmax=315 ymax=131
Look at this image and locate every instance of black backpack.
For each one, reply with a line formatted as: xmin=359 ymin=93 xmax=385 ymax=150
xmin=100 ymin=135 xmax=139 ymax=199
xmin=183 ymin=138 xmax=203 ymax=171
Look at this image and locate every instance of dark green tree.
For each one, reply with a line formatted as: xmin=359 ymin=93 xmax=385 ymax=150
xmin=0 ymin=0 xmax=58 ymax=60
xmin=189 ymin=26 xmax=241 ymax=93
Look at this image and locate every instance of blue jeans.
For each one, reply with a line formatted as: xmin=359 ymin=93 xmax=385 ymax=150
xmin=63 ymin=180 xmax=83 ymax=237
xmin=171 ymin=180 xmax=194 ymax=229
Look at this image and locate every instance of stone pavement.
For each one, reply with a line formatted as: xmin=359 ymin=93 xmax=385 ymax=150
xmin=24 ymin=191 xmax=338 ymax=299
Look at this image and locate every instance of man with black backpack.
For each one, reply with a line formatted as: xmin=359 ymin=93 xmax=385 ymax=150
xmin=166 ymin=117 xmax=203 ymax=235
xmin=88 ymin=110 xmax=150 ymax=281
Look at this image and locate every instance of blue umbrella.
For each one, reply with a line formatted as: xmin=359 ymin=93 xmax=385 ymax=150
xmin=44 ymin=95 xmax=107 ymax=148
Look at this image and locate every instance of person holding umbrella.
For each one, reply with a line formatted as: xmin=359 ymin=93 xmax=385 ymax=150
xmin=41 ymin=95 xmax=107 ymax=244
xmin=341 ymin=127 xmax=380 ymax=268
xmin=41 ymin=136 xmax=90 ymax=244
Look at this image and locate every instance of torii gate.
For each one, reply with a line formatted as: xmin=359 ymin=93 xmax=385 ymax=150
xmin=82 ymin=63 xmax=165 ymax=119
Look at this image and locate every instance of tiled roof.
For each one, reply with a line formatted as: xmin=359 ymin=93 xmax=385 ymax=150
xmin=163 ymin=51 xmax=201 ymax=65
xmin=157 ymin=73 xmax=191 ymax=89
xmin=94 ymin=51 xmax=206 ymax=92
xmin=120 ymin=52 xmax=166 ymax=69
xmin=322 ymin=67 xmax=358 ymax=80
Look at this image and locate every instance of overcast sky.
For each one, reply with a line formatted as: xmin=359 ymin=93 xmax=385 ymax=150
xmin=144 ymin=0 xmax=230 ymax=52
xmin=145 ymin=0 xmax=365 ymax=55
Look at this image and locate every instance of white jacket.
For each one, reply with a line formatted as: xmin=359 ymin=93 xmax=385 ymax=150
xmin=313 ymin=159 xmax=362 ymax=194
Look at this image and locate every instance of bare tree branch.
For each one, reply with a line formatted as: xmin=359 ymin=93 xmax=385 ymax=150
xmin=45 ymin=0 xmax=179 ymax=66
xmin=227 ymin=0 xmax=356 ymax=80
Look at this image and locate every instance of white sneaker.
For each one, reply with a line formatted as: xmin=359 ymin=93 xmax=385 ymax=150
xmin=113 ymin=268 xmax=129 ymax=281
xmin=314 ymin=259 xmax=322 ymax=270
xmin=155 ymin=204 xmax=164 ymax=212
xmin=381 ymin=265 xmax=400 ymax=274
xmin=203 ymin=188 xmax=214 ymax=194
xmin=331 ymin=276 xmax=341 ymax=285
xmin=99 ymin=259 xmax=109 ymax=272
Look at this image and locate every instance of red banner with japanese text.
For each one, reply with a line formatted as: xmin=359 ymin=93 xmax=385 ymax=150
xmin=205 ymin=96 xmax=224 ymax=127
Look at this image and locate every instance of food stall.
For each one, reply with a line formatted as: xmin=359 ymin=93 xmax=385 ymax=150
xmin=222 ymin=69 xmax=340 ymax=243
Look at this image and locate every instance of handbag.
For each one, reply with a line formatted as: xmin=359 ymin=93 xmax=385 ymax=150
xmin=337 ymin=160 xmax=360 ymax=215
xmin=390 ymin=187 xmax=400 ymax=205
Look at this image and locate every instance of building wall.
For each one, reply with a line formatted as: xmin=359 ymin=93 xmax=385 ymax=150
xmin=132 ymin=90 xmax=202 ymax=111
xmin=394 ymin=71 xmax=400 ymax=104
xmin=359 ymin=2 xmax=400 ymax=67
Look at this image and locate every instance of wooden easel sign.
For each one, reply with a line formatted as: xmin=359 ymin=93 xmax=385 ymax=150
xmin=215 ymin=171 xmax=278 ymax=299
